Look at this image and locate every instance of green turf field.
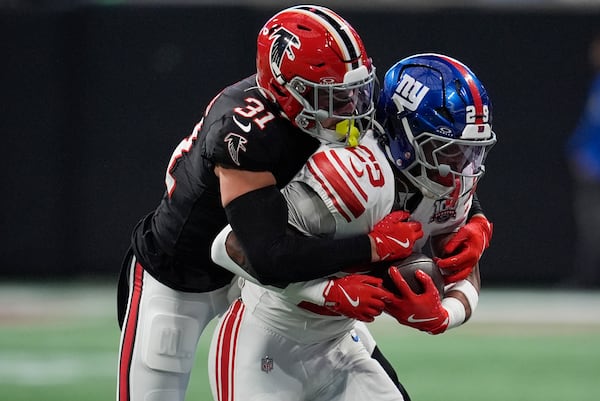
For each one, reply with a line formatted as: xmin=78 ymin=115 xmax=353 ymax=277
xmin=1 ymin=282 xmax=599 ymax=401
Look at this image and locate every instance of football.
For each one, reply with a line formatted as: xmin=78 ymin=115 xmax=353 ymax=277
xmin=376 ymin=253 xmax=445 ymax=296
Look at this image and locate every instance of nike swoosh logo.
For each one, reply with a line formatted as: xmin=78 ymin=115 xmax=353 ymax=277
xmin=407 ymin=314 xmax=438 ymax=323
xmin=384 ymin=235 xmax=410 ymax=248
xmin=339 ymin=287 xmax=360 ymax=307
xmin=232 ymin=115 xmax=251 ymax=133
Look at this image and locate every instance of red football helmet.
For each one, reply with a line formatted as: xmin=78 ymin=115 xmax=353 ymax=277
xmin=256 ymin=5 xmax=375 ymax=145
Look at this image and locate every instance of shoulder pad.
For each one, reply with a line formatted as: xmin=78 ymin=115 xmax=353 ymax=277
xmin=201 ymin=81 xmax=289 ymax=171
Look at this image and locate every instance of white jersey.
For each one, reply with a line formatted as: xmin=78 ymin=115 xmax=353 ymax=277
xmin=284 ymin=132 xmax=396 ymax=239
xmin=240 ymin=131 xmax=473 ymax=343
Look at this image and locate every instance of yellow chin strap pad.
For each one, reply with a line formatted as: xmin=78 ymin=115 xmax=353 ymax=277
xmin=336 ymin=120 xmax=360 ymax=147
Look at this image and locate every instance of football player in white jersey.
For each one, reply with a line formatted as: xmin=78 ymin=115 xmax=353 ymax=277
xmin=209 ymin=54 xmax=496 ymax=401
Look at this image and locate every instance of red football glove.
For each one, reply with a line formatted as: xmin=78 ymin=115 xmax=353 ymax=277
xmin=384 ymin=267 xmax=449 ymax=335
xmin=368 ymin=211 xmax=423 ymax=262
xmin=323 ymin=275 xmax=389 ymax=322
xmin=434 ymin=215 xmax=493 ymax=284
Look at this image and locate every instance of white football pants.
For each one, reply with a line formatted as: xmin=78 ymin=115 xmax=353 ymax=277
xmin=209 ymin=298 xmax=404 ymax=401
xmin=117 ymin=257 xmax=240 ymax=401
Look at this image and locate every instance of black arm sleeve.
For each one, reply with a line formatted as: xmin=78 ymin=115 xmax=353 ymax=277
xmin=224 ymin=185 xmax=372 ymax=287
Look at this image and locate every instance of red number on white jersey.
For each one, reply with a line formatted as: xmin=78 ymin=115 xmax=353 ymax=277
xmin=347 ymin=146 xmax=385 ymax=187
xmin=307 ymin=144 xmax=385 ymax=222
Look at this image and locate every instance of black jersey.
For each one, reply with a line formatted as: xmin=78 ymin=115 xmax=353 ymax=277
xmin=131 ymin=75 xmax=320 ymax=292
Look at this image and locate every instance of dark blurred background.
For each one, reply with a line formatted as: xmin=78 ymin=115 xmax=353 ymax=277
xmin=1 ymin=0 xmax=599 ymax=287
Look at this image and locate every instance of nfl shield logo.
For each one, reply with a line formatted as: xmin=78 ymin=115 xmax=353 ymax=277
xmin=261 ymin=356 xmax=273 ymax=373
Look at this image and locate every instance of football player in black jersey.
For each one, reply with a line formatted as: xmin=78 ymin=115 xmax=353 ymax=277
xmin=116 ymin=6 xmax=424 ymax=401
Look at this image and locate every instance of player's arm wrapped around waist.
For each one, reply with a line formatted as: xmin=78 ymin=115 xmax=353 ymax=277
xmin=211 ymin=227 xmax=330 ymax=302
xmin=223 ymin=185 xmax=372 ymax=286
xmin=212 ymin=230 xmax=389 ymax=322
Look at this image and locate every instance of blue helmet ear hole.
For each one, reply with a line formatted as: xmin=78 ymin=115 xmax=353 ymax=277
xmin=435 ymin=107 xmax=453 ymax=123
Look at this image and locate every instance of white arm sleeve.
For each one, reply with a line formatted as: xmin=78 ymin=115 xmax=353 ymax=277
xmin=211 ymin=224 xmax=330 ymax=305
xmin=211 ymin=224 xmax=257 ymax=283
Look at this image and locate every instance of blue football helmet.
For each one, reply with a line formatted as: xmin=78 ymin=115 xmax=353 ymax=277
xmin=376 ymin=53 xmax=496 ymax=199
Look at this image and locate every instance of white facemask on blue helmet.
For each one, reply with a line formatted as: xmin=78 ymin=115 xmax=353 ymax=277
xmin=377 ymin=53 xmax=497 ymax=199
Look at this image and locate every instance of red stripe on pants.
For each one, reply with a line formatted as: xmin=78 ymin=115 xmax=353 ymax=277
xmin=118 ymin=262 xmax=144 ymax=401
xmin=215 ymin=299 xmax=245 ymax=401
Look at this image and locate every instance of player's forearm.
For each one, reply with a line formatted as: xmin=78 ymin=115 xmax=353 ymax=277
xmin=224 ymin=186 xmax=372 ymax=286
xmin=211 ymin=224 xmax=336 ymax=304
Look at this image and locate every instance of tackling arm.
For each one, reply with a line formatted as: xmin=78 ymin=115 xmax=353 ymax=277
xmin=211 ymin=224 xmax=328 ymax=302
xmin=217 ymin=166 xmax=370 ymax=286
xmin=217 ymin=167 xmax=421 ymax=286
xmin=211 ymin=224 xmax=389 ymax=322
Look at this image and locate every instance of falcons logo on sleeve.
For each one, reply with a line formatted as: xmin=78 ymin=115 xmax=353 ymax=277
xmin=224 ymin=133 xmax=248 ymax=166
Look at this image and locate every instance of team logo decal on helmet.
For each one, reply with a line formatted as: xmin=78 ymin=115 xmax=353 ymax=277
xmin=268 ymin=27 xmax=301 ymax=85
xmin=224 ymin=133 xmax=247 ymax=166
xmin=394 ymin=73 xmax=430 ymax=112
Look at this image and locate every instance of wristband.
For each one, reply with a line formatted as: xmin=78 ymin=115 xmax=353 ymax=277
xmin=450 ymin=279 xmax=479 ymax=312
xmin=442 ymin=297 xmax=466 ymax=329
